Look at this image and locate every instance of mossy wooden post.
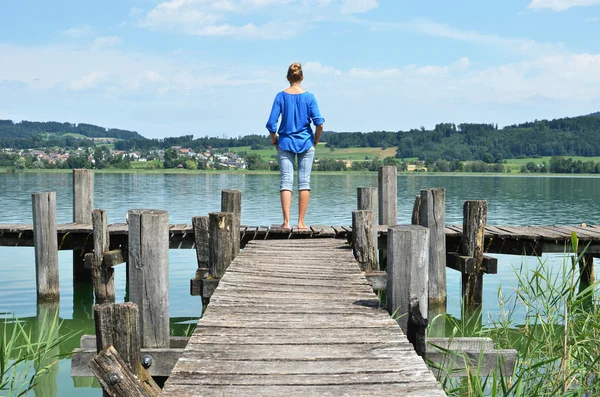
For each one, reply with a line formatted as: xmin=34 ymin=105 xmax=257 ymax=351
xmin=128 ymin=209 xmax=170 ymax=349
xmin=378 ymin=166 xmax=397 ymax=267
xmin=419 ymin=188 xmax=447 ymax=336
xmin=73 ymin=169 xmax=94 ymax=282
xmin=357 ymin=187 xmax=378 ymax=271
xmin=32 ymin=192 xmax=60 ymax=301
xmin=221 ymin=190 xmax=241 ymax=259
xmin=93 ymin=303 xmax=160 ymax=397
xmin=352 ymin=210 xmax=377 ymax=272
xmin=91 ymin=209 xmax=115 ymax=304
xmin=461 ymin=200 xmax=487 ymax=313
xmin=209 ymin=212 xmax=234 ymax=279
xmin=387 ymin=225 xmax=429 ymax=356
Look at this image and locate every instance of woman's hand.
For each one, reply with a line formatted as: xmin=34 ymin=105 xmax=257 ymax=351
xmin=272 ymin=136 xmax=278 ymax=150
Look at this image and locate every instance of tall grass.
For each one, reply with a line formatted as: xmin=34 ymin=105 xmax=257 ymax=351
xmin=433 ymin=235 xmax=600 ymax=396
xmin=1 ymin=311 xmax=69 ymax=396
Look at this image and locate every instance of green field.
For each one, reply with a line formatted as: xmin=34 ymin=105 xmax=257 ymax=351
xmin=228 ymin=144 xmax=401 ymax=162
xmin=503 ymin=156 xmax=600 ymax=172
xmin=61 ymin=133 xmax=89 ymax=139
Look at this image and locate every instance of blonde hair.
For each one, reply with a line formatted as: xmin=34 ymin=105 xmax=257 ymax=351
xmin=287 ymin=62 xmax=303 ymax=83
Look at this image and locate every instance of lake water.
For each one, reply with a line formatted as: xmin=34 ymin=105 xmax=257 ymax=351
xmin=1 ymin=172 xmax=599 ymax=396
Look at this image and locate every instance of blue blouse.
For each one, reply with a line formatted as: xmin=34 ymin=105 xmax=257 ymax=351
xmin=265 ymin=91 xmax=325 ymax=153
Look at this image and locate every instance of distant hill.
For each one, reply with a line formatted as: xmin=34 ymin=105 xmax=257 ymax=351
xmin=0 ymin=120 xmax=145 ymax=140
xmin=587 ymin=111 xmax=600 ymax=117
xmin=322 ymin=112 xmax=600 ymax=162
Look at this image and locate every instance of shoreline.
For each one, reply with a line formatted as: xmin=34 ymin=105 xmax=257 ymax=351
xmin=1 ymin=167 xmax=599 ymax=178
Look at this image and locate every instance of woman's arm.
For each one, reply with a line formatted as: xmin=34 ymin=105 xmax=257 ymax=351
xmin=265 ymin=94 xmax=281 ymax=136
xmin=314 ymin=124 xmax=323 ymax=146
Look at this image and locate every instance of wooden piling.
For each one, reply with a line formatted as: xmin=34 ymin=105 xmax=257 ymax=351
xmin=92 ymin=302 xmax=160 ymax=397
xmin=221 ymin=190 xmax=241 ymax=259
xmin=419 ymin=188 xmax=447 ymax=326
xmin=208 ymin=212 xmax=234 ymax=279
xmin=73 ymin=169 xmax=94 ymax=282
xmin=579 ymin=253 xmax=595 ymax=287
xmin=387 ymin=225 xmax=429 ymax=356
xmin=91 ymin=209 xmax=115 ymax=304
xmin=461 ymin=200 xmax=488 ymax=312
xmin=352 ymin=210 xmax=377 ymax=272
xmin=378 ymin=166 xmax=397 ymax=226
xmin=190 ymin=216 xmax=209 ymax=297
xmin=32 ymin=192 xmax=59 ymax=301
xmin=128 ymin=209 xmax=170 ymax=348
xmin=357 ymin=187 xmax=378 ymax=271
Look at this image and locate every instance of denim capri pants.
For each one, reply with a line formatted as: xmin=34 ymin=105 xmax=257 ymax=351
xmin=278 ymin=146 xmax=316 ymax=191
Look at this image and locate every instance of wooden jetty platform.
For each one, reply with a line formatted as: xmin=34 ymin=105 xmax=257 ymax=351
xmin=161 ymin=238 xmax=446 ymax=397
xmin=2 ymin=222 xmax=599 ymax=255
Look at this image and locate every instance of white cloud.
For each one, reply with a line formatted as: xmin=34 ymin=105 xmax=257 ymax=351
xmin=70 ymin=71 xmax=102 ymax=91
xmin=341 ymin=0 xmax=378 ymax=14
xmin=586 ymin=16 xmax=600 ymax=21
xmin=528 ymin=0 xmax=600 ymax=11
xmin=304 ymin=61 xmax=342 ymax=75
xmin=61 ymin=25 xmax=94 ymax=38
xmin=91 ymin=36 xmax=123 ymax=49
xmin=361 ymin=18 xmax=566 ymax=57
xmin=137 ymin=0 xmax=303 ymax=38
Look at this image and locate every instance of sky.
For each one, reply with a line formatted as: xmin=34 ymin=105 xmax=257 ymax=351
xmin=1 ymin=0 xmax=600 ymax=139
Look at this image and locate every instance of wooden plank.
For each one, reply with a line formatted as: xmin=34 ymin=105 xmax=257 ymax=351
xmin=162 ymin=384 xmax=446 ymax=397
xmin=309 ymin=225 xmax=336 ymax=237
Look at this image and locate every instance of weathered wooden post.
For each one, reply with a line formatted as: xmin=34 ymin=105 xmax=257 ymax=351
xmin=461 ymin=201 xmax=487 ymax=312
xmin=73 ymin=169 xmax=94 ymax=282
xmin=91 ymin=210 xmax=115 ymax=304
xmin=357 ymin=187 xmax=378 ymax=271
xmin=352 ymin=210 xmax=377 ymax=272
xmin=32 ymin=192 xmax=60 ymax=301
xmin=419 ymin=188 xmax=447 ymax=333
xmin=208 ymin=212 xmax=234 ymax=279
xmin=378 ymin=166 xmax=397 ymax=226
xmin=190 ymin=215 xmax=209 ymax=296
xmin=92 ymin=302 xmax=160 ymax=397
xmin=378 ymin=166 xmax=397 ymax=267
xmin=579 ymin=254 xmax=595 ymax=288
xmin=387 ymin=225 xmax=429 ymax=356
xmin=221 ymin=190 xmax=241 ymax=259
xmin=128 ymin=209 xmax=170 ymax=348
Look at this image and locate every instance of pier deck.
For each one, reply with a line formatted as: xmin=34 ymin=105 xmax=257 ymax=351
xmin=0 ymin=222 xmax=598 ymax=255
xmin=160 ymin=238 xmax=446 ymax=397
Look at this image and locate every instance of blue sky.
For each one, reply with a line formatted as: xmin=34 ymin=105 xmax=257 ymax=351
xmin=1 ymin=0 xmax=599 ymax=139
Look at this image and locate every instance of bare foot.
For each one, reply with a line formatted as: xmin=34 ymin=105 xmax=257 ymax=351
xmin=296 ymin=223 xmax=310 ymax=231
xmin=279 ymin=223 xmax=291 ymax=230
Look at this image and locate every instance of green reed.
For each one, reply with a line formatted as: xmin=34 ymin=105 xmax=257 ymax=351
xmin=1 ymin=311 xmax=70 ymax=396
xmin=432 ymin=235 xmax=600 ymax=396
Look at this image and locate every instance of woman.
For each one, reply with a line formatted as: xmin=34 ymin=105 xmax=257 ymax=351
xmin=266 ymin=62 xmax=325 ymax=230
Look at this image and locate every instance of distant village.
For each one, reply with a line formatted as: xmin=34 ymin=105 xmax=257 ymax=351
xmin=0 ymin=145 xmax=250 ymax=170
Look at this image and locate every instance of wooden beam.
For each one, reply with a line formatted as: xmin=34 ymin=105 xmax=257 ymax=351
xmin=72 ymin=347 xmax=184 ymax=378
xmin=88 ymin=345 xmax=161 ymax=397
xmin=447 ymin=253 xmax=498 ymax=275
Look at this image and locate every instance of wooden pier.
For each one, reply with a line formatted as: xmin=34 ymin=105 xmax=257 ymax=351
xmin=2 ymin=222 xmax=599 ymax=254
xmin=161 ymin=238 xmax=446 ymax=397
